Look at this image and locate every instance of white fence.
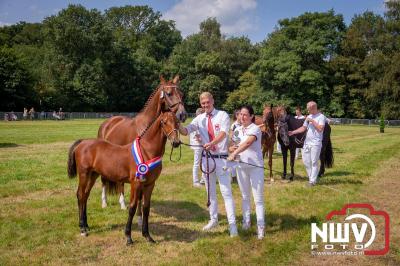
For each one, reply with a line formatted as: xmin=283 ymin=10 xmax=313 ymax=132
xmin=1 ymin=111 xmax=399 ymax=126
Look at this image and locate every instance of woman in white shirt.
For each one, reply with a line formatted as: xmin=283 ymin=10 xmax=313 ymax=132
xmin=227 ymin=105 xmax=265 ymax=239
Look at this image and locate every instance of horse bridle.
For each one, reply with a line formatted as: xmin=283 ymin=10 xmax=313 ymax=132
xmin=160 ymin=118 xmax=180 ymax=144
xmin=161 ymin=85 xmax=184 ymax=111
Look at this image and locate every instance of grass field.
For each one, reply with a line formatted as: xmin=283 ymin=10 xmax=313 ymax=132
xmin=0 ymin=119 xmax=399 ymax=265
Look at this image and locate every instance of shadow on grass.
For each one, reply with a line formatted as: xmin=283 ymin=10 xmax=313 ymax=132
xmin=322 ymin=170 xmax=354 ymax=178
xmin=266 ymin=212 xmax=318 ymax=234
xmin=151 ymin=200 xmax=209 ymax=222
xmin=319 ymin=178 xmax=362 ymax=185
xmin=0 ymin=143 xmax=20 ymax=148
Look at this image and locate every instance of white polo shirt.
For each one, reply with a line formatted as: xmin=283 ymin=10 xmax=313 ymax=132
xmin=185 ymin=108 xmax=230 ymax=155
xmin=236 ymin=123 xmax=263 ymax=167
xmin=303 ymin=113 xmax=326 ymax=146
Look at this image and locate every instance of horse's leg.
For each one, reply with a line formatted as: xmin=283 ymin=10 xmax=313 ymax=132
xmin=76 ymin=174 xmax=87 ymax=236
xmin=82 ymin=173 xmax=98 ymax=233
xmin=289 ymin=147 xmax=296 ymax=181
xmin=137 ymin=192 xmax=143 ymax=227
xmin=101 ymin=176 xmax=107 ymax=208
xmin=142 ymin=183 xmax=156 ymax=243
xmin=125 ymin=182 xmax=139 ymax=245
xmin=118 ymin=182 xmax=127 ymax=210
xmin=268 ymin=146 xmax=274 ymax=182
xmin=281 ymin=147 xmax=288 ymax=179
xmin=77 ymin=171 xmax=94 ymax=236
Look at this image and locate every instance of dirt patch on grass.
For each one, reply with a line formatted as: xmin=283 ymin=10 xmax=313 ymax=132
xmin=294 ymin=155 xmax=400 ymax=266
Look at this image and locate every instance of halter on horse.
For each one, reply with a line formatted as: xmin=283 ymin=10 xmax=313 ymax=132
xmin=68 ymin=111 xmax=181 ymax=245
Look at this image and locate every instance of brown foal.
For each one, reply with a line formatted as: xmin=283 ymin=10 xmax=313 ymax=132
xmin=68 ymin=111 xmax=181 ymax=245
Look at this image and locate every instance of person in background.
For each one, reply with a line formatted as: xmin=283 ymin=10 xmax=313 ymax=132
xmin=23 ymin=108 xmax=28 ymax=120
xmin=191 ymin=107 xmax=206 ymax=187
xmin=179 ymin=92 xmax=238 ymax=237
xmin=229 ymin=108 xmax=241 ymax=183
xmin=227 ymin=105 xmax=265 ymax=240
xmin=294 ymin=106 xmax=305 ymax=159
xmin=289 ymin=101 xmax=326 ymax=187
xmin=29 ymin=107 xmax=35 ymax=120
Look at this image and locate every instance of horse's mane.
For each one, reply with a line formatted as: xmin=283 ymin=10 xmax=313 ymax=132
xmin=138 ymin=85 xmax=162 ymax=114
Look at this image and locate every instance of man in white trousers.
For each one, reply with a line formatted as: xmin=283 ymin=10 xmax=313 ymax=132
xmin=288 ymin=101 xmax=326 ymax=187
xmin=179 ymin=92 xmax=238 ymax=237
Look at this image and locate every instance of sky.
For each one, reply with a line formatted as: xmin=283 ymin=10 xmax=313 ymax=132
xmin=0 ymin=0 xmax=388 ymax=43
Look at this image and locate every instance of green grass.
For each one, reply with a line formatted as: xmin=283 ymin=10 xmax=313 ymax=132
xmin=0 ymin=120 xmax=399 ymax=265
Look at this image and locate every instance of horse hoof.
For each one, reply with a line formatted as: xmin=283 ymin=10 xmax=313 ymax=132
xmin=270 ymin=178 xmax=274 ymax=182
xmin=102 ymin=202 xmax=107 ymax=208
xmin=121 ymin=205 xmax=127 ymax=210
xmin=143 ymin=234 xmax=156 ymax=243
xmin=126 ymin=238 xmax=134 ymax=246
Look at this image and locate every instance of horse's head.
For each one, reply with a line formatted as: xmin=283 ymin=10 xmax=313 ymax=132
xmin=278 ymin=115 xmax=290 ymax=146
xmin=160 ymin=111 xmax=181 ymax=148
xmin=159 ymin=75 xmax=187 ymax=122
xmin=262 ymin=104 xmax=274 ymax=129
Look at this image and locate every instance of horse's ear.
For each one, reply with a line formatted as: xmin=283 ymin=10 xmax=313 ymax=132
xmin=172 ymin=75 xmax=180 ymax=84
xmin=160 ymin=75 xmax=166 ymax=84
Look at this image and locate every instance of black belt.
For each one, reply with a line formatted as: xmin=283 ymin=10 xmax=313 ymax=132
xmin=202 ymin=154 xmax=228 ymax=159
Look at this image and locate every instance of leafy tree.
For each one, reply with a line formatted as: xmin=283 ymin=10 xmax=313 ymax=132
xmin=0 ymin=47 xmax=36 ymax=110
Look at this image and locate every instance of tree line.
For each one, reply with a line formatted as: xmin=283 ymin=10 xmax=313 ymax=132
xmin=1 ymin=2 xmax=399 ymax=119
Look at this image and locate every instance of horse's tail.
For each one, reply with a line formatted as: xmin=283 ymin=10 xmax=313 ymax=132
xmin=324 ymin=137 xmax=334 ymax=169
xmin=102 ymin=177 xmax=119 ymax=195
xmin=67 ymin=139 xmax=82 ymax=178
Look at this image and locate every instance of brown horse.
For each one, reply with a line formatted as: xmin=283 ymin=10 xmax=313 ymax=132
xmin=254 ymin=105 xmax=276 ymax=181
xmin=68 ymin=111 xmax=181 ymax=244
xmin=98 ymin=75 xmax=186 ymax=210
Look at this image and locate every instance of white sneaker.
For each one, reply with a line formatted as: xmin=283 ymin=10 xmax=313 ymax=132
xmin=229 ymin=224 xmax=238 ymax=237
xmin=242 ymin=221 xmax=251 ymax=230
xmin=202 ymin=220 xmax=218 ymax=231
xmin=257 ymin=226 xmax=265 ymax=240
xmin=193 ymin=182 xmax=202 ymax=188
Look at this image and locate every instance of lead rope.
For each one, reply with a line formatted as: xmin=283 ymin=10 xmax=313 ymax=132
xmin=179 ymin=142 xmax=216 ymax=207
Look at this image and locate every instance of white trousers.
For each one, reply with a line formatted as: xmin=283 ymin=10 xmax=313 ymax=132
xmin=301 ymin=144 xmax=322 ymax=184
xmin=192 ymin=149 xmax=202 ymax=183
xmin=236 ymin=166 xmax=265 ymax=227
xmin=203 ymin=158 xmax=236 ymax=225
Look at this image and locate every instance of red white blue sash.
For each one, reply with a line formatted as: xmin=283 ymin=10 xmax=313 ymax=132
xmin=131 ymin=137 xmax=162 ymax=182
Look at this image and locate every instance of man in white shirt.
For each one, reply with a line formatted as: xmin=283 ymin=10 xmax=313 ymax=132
xmin=288 ymin=101 xmax=326 ymax=186
xmin=179 ymin=92 xmax=238 ymax=237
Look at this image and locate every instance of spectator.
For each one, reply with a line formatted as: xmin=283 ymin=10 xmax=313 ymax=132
xmin=29 ymin=107 xmax=35 ymax=120
xmin=53 ymin=111 xmax=61 ymax=120
xmin=23 ymin=108 xmax=28 ymax=120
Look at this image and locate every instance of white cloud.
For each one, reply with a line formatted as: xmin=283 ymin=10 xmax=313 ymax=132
xmin=163 ymin=0 xmax=258 ymax=37
xmin=0 ymin=21 xmax=11 ymax=26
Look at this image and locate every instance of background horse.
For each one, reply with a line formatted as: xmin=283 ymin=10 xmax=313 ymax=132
xmin=277 ymin=113 xmax=334 ymax=181
xmin=98 ymin=75 xmax=186 ymax=210
xmin=255 ymin=105 xmax=276 ymax=181
xmin=68 ymin=111 xmax=181 ymax=244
